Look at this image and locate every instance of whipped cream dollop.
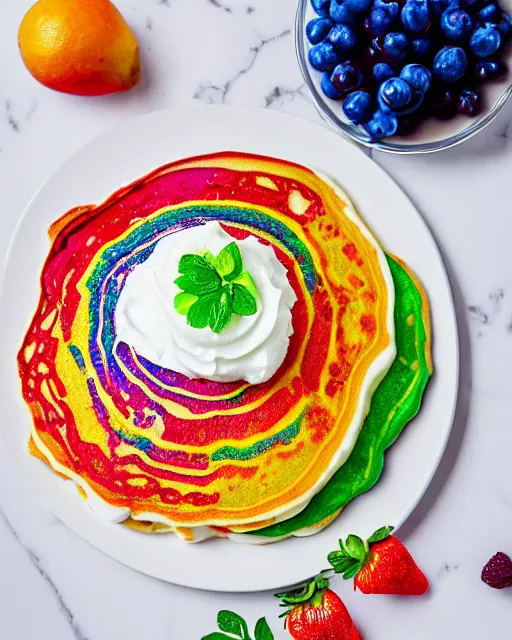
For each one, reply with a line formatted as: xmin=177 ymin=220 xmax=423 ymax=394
xmin=115 ymin=221 xmax=297 ymax=384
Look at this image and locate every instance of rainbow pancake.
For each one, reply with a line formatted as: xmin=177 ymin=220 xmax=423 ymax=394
xmin=19 ymin=152 xmax=431 ymax=543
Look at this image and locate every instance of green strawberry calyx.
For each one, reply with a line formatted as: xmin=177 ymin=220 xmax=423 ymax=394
xmin=327 ymin=526 xmax=395 ymax=580
xmin=275 ymin=573 xmax=330 ymax=616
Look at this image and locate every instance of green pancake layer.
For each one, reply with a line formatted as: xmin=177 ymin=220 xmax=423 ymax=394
xmin=248 ymin=255 xmax=432 ymax=539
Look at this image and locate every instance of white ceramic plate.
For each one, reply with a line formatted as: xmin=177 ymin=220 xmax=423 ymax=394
xmin=0 ymin=106 xmax=458 ymax=592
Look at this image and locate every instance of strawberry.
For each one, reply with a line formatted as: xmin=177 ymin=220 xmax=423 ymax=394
xmin=328 ymin=526 xmax=429 ymax=596
xmin=277 ymin=575 xmax=361 ymax=640
xmin=482 ymin=552 xmax=512 ymax=589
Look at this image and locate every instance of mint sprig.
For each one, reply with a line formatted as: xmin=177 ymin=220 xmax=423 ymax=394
xmin=202 ymin=610 xmax=274 ymax=640
xmin=327 ymin=526 xmax=394 ymax=580
xmin=174 ymin=242 xmax=258 ymax=334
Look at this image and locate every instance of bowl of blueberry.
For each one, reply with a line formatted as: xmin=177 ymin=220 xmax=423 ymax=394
xmin=297 ymin=0 xmax=512 ymax=152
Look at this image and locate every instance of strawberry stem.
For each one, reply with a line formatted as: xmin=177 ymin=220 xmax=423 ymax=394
xmin=277 ymin=574 xmax=330 ymax=607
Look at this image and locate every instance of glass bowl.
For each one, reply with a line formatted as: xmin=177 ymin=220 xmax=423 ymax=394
xmin=296 ymin=0 xmax=512 ymax=154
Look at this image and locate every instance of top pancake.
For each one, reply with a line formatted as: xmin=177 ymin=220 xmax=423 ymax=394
xmin=19 ymin=152 xmax=396 ymax=530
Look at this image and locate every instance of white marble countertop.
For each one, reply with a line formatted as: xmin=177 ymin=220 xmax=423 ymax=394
xmin=2 ymin=1 xmax=512 ymax=638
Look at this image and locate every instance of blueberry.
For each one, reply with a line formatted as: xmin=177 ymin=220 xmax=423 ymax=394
xmin=396 ymin=114 xmax=422 ymax=135
xmin=431 ymin=0 xmax=455 ymax=17
xmin=383 ymin=32 xmax=408 ymax=60
xmin=306 ymin=18 xmax=334 ymax=44
xmin=440 ymin=9 xmax=473 ymax=42
xmin=364 ymin=109 xmax=399 ymax=138
xmin=412 ymin=36 xmax=431 ymax=56
xmin=460 ymin=0 xmax=478 ymax=9
xmin=331 ymin=61 xmax=363 ymax=94
xmin=470 ymin=25 xmax=502 ymax=58
xmin=373 ymin=62 xmax=395 ymax=82
xmin=479 ymin=3 xmax=499 ymax=22
xmin=369 ymin=6 xmax=396 ymax=35
xmin=311 ymin=0 xmax=330 ymax=16
xmin=427 ymin=84 xmax=457 ymax=119
xmin=379 ymin=77 xmax=414 ymax=109
xmin=321 ymin=72 xmax=342 ymax=98
xmin=343 ymin=0 xmax=372 ymax=13
xmin=400 ymin=63 xmax=432 ymax=93
xmin=327 ymin=24 xmax=358 ymax=53
xmin=433 ymin=46 xmax=467 ymax=82
xmin=397 ymin=90 xmax=425 ymax=114
xmin=497 ymin=13 xmax=512 ymax=39
xmin=474 ymin=59 xmax=507 ymax=81
xmin=343 ymin=90 xmax=374 ymax=123
xmin=457 ymin=87 xmax=483 ymax=116
xmin=401 ymin=0 xmax=430 ymax=32
xmin=374 ymin=0 xmax=400 ymax=20
xmin=330 ymin=0 xmax=358 ymax=25
xmin=309 ymin=42 xmax=341 ymax=71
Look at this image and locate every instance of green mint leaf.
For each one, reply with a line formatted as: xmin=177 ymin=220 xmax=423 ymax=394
xmin=232 ymin=283 xmax=257 ymax=316
xmin=175 ymin=266 xmax=222 ymax=296
xmin=203 ymin=250 xmax=216 ymax=266
xmin=345 ymin=535 xmax=368 ymax=563
xmin=367 ymin=526 xmax=394 ymax=545
xmin=187 ymin=291 xmax=222 ymax=329
xmin=201 ymin=634 xmax=235 ymax=640
xmin=255 ymin=617 xmax=274 ymax=640
xmin=174 ymin=292 xmax=198 ymax=315
xmin=215 ymin=242 xmax=243 ymax=281
xmin=209 ymin=287 xmax=233 ymax=334
xmin=343 ymin=561 xmax=363 ymax=580
xmin=217 ymin=611 xmax=249 ymax=639
xmin=178 ymin=253 xmax=211 ymax=275
xmin=232 ymin=270 xmax=258 ymax=298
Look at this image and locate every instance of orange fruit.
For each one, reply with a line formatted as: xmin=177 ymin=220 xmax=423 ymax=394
xmin=18 ymin=0 xmax=140 ymax=96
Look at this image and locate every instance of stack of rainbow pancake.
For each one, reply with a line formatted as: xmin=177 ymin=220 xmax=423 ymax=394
xmin=18 ymin=152 xmax=432 ymax=543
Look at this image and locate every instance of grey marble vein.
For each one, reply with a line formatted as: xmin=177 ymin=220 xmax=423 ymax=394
xmin=0 ymin=507 xmax=89 ymax=640
xmin=206 ymin=0 xmax=255 ymax=13
xmin=264 ymin=83 xmax=306 ymax=108
xmin=489 ymin=287 xmax=504 ymax=314
xmin=469 ymin=288 xmax=507 ymax=333
xmin=6 ymin=101 xmax=20 ymax=133
xmin=436 ymin=562 xmax=460 ymax=579
xmin=207 ymin=0 xmax=233 ymax=12
xmin=194 ymin=28 xmax=291 ymax=104
xmin=468 ymin=304 xmax=490 ymax=325
xmin=498 ymin=120 xmax=511 ymax=143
